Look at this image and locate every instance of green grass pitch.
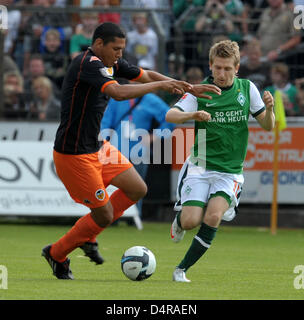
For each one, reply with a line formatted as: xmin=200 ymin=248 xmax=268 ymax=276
xmin=0 ymin=222 xmax=303 ymax=300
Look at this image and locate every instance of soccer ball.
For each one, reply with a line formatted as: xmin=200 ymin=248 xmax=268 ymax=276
xmin=121 ymin=246 xmax=156 ymax=281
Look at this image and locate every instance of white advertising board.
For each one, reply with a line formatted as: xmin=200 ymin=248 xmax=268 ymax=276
xmin=0 ymin=141 xmax=142 ymax=229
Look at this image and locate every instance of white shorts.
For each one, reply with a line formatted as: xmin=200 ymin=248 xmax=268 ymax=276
xmin=174 ymin=157 xmax=244 ymax=221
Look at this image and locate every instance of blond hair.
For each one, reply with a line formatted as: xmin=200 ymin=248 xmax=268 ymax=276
xmin=209 ymin=40 xmax=240 ymax=66
xmin=32 ymin=76 xmax=53 ymax=93
xmin=45 ymin=28 xmax=61 ymax=41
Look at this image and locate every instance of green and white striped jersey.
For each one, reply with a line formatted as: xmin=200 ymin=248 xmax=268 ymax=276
xmin=174 ymin=77 xmax=265 ymax=174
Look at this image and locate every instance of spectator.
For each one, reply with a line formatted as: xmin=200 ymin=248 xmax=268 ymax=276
xmin=163 ymin=53 xmax=186 ymax=105
xmin=167 ymin=53 xmax=185 ymax=81
xmin=126 ymin=12 xmax=158 ymax=70
xmin=173 ymin=0 xmax=206 ymax=32
xmin=24 ymin=54 xmax=61 ymax=100
xmin=264 ymin=63 xmax=299 ymax=116
xmin=239 ymin=38 xmax=271 ymax=92
xmin=223 ymin=0 xmax=244 ymax=16
xmin=241 ymin=0 xmax=268 ymax=34
xmin=185 ymin=66 xmax=204 ymax=84
xmin=257 ymin=0 xmax=302 ymax=61
xmin=4 ymin=55 xmax=21 ymax=75
xmin=101 ymin=90 xmax=175 ymax=217
xmin=70 ymin=12 xmax=99 ymax=59
xmin=3 ymin=71 xmax=29 ymax=119
xmin=2 ymin=0 xmax=21 ymax=55
xmin=121 ymin=0 xmax=170 ymax=38
xmin=295 ymin=78 xmax=304 ymax=116
xmin=49 ymin=0 xmax=67 ymax=6
xmin=42 ymin=28 xmax=70 ymax=88
xmin=28 ymin=76 xmax=61 ymax=120
xmin=23 ymin=0 xmax=72 ymax=75
xmin=94 ymin=0 xmax=120 ymax=24
xmin=195 ymin=0 xmax=234 ymax=34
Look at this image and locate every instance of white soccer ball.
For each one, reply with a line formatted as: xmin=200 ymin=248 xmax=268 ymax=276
xmin=121 ymin=246 xmax=156 ymax=281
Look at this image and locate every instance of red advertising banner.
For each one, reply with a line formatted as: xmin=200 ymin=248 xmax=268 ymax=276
xmin=245 ymin=127 xmax=304 ymax=170
xmin=171 ymin=126 xmax=304 ymax=171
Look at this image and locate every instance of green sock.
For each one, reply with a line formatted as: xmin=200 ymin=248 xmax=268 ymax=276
xmin=176 ymin=211 xmax=182 ymax=228
xmin=178 ymin=222 xmax=217 ymax=272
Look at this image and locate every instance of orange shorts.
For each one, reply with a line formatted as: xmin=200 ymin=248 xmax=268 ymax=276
xmin=53 ymin=141 xmax=133 ymax=208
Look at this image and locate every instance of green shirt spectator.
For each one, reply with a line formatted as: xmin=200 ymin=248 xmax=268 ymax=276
xmin=69 ymin=34 xmax=92 ymax=59
xmin=173 ymin=0 xmax=206 ymax=31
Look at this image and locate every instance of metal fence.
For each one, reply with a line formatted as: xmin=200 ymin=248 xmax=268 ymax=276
xmin=1 ymin=4 xmax=304 ymax=118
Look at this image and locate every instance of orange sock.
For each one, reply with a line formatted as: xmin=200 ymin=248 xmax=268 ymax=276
xmin=110 ymin=189 xmax=137 ymax=223
xmin=86 ymin=190 xmax=136 ymax=243
xmin=50 ymin=213 xmax=104 ymax=262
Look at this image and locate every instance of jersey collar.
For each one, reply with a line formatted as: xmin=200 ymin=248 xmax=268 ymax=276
xmin=206 ymin=76 xmax=235 ymax=91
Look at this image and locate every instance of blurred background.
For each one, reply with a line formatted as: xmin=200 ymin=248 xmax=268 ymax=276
xmin=0 ymin=0 xmax=304 ymax=229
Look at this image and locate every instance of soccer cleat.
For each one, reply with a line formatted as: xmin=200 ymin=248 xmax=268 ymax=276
xmin=172 ymin=267 xmax=191 ymax=283
xmin=170 ymin=215 xmax=186 ymax=243
xmin=79 ymin=241 xmax=104 ymax=265
xmin=42 ymin=244 xmax=74 ymax=280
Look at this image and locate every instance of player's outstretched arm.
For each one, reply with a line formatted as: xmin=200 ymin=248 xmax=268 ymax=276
xmin=166 ymin=108 xmax=211 ymax=124
xmin=256 ymin=90 xmax=275 ymax=131
xmin=136 ymin=69 xmax=175 ymax=83
xmin=137 ymin=70 xmax=222 ymax=99
xmin=103 ymin=80 xmax=193 ymax=101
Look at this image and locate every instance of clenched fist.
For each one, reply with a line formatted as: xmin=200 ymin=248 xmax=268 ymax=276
xmin=263 ymin=91 xmax=274 ymax=110
xmin=192 ymin=110 xmax=211 ymax=122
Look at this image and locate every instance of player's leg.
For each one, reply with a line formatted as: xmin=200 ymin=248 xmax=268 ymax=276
xmin=101 ymin=141 xmax=147 ymax=224
xmin=43 ymin=150 xmax=110 ymax=278
xmin=203 ymin=194 xmax=230 ymax=227
xmin=173 ymin=174 xmax=241 ymax=282
xmin=172 ymin=205 xmax=204 ymax=282
xmin=170 ymin=158 xmax=208 ymax=243
xmin=173 ymin=198 xmax=229 ymax=282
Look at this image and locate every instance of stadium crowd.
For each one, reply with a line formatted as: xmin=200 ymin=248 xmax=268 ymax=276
xmin=0 ymin=0 xmax=304 ymax=119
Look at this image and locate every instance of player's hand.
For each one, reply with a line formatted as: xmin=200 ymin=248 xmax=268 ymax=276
xmin=263 ymin=91 xmax=274 ymax=111
xmin=192 ymin=110 xmax=211 ymax=122
xmin=188 ymin=84 xmax=221 ymax=99
xmin=164 ymin=80 xmax=193 ymax=95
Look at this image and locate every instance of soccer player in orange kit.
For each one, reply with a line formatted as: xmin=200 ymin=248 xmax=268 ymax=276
xmin=42 ymin=22 xmax=220 ymax=279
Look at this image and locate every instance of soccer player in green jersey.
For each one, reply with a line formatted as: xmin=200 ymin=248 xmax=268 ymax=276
xmin=166 ymin=40 xmax=275 ymax=282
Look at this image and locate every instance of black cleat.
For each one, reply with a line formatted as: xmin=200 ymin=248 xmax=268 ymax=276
xmin=42 ymin=245 xmax=74 ymax=280
xmin=80 ymin=241 xmax=105 ymax=265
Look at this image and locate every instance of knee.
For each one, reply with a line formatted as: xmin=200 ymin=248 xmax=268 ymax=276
xmin=91 ymin=205 xmax=113 ymax=228
xmin=203 ymin=212 xmax=222 ymax=227
xmin=126 ymin=181 xmax=148 ymax=202
xmin=181 ymin=214 xmax=201 ymax=230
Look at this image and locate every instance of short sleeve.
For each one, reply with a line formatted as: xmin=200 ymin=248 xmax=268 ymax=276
xmin=80 ymin=56 xmax=118 ymax=91
xmin=114 ymin=59 xmax=143 ymax=81
xmin=249 ymin=81 xmax=265 ymax=117
xmin=174 ymin=93 xmax=198 ymax=113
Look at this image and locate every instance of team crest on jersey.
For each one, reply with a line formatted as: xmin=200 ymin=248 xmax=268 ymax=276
xmin=185 ymin=185 xmax=192 ymax=194
xmin=237 ymin=92 xmax=246 ymax=106
xmin=95 ymin=189 xmax=106 ymax=201
xmin=90 ymin=56 xmax=101 ymax=62
xmin=99 ymin=67 xmax=114 ymax=79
